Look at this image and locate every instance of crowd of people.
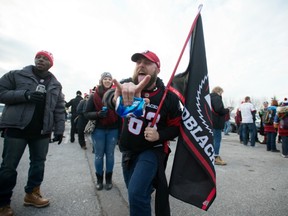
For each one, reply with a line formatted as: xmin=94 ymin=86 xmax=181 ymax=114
xmin=0 ymin=50 xmax=287 ymax=216
xmin=67 ymin=50 xmax=181 ymax=215
xmin=233 ymin=97 xmax=288 ymax=158
xmin=209 ymin=94 xmax=288 ymax=171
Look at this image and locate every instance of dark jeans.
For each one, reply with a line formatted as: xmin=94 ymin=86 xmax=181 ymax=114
xmin=122 ymin=150 xmax=158 ymax=216
xmin=77 ymin=115 xmax=88 ymax=147
xmin=282 ymin=136 xmax=288 ymax=155
xmin=242 ymin=123 xmax=256 ymax=146
xmin=0 ymin=136 xmax=49 ymax=206
xmin=70 ymin=115 xmax=78 ymax=141
xmin=238 ymin=124 xmax=243 ymax=141
xmin=266 ymin=132 xmax=277 ymax=151
xmin=213 ymin=129 xmax=222 ymax=155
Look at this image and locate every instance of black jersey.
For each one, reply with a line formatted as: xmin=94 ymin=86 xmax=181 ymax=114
xmin=119 ymin=78 xmax=182 ymax=153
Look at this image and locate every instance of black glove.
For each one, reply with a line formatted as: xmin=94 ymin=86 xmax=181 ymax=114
xmin=97 ymin=110 xmax=107 ymax=118
xmin=25 ymin=91 xmax=45 ymax=103
xmin=52 ymin=134 xmax=63 ymax=145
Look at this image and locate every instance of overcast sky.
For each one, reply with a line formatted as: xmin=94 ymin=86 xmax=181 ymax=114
xmin=0 ymin=0 xmax=287 ymax=106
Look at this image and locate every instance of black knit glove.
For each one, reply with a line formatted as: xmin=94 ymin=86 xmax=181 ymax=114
xmin=52 ymin=134 xmax=63 ymax=145
xmin=97 ymin=110 xmax=107 ymax=118
xmin=25 ymin=91 xmax=45 ymax=103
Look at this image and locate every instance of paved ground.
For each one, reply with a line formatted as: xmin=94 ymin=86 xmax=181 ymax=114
xmin=0 ymin=122 xmax=287 ymax=216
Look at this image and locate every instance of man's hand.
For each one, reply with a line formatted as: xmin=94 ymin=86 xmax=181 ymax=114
xmin=113 ymin=75 xmax=151 ymax=106
xmin=144 ymin=126 xmax=159 ymax=142
xmin=25 ymin=91 xmax=45 ymax=103
xmin=52 ymin=134 xmax=63 ymax=145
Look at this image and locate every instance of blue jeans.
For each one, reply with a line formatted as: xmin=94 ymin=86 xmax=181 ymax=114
xmin=266 ymin=132 xmax=277 ymax=151
xmin=213 ymin=129 xmax=222 ymax=156
xmin=0 ymin=137 xmax=49 ymax=206
xmin=122 ymin=150 xmax=158 ymax=216
xmin=91 ymin=128 xmax=118 ymax=174
xmin=224 ymin=121 xmax=231 ymax=135
xmin=281 ymin=136 xmax=288 ymax=155
xmin=242 ymin=123 xmax=256 ymax=146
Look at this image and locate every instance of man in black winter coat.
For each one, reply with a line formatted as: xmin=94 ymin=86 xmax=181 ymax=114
xmin=66 ymin=90 xmax=83 ymax=142
xmin=0 ymin=50 xmax=65 ymax=216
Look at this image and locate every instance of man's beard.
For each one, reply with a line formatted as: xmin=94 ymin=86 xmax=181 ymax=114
xmin=132 ymin=68 xmax=157 ymax=90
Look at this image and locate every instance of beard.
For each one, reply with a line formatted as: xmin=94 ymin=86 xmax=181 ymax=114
xmin=132 ymin=68 xmax=157 ymax=90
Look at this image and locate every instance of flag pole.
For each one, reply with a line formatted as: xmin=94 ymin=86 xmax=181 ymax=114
xmin=151 ymin=4 xmax=203 ymax=127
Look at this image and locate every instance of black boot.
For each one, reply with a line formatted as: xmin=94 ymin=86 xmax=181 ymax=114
xmin=96 ymin=173 xmax=103 ymax=190
xmin=105 ymin=172 xmax=113 ymax=190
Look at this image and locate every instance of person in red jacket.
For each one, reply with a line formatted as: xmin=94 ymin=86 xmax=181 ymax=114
xmin=259 ymin=101 xmax=269 ymax=144
xmin=274 ymin=101 xmax=288 ymax=158
xmin=235 ymin=103 xmax=243 ymax=143
xmin=264 ymin=99 xmax=279 ymax=152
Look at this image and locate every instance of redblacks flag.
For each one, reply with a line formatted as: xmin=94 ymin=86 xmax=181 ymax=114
xmin=168 ymin=14 xmax=216 ymax=210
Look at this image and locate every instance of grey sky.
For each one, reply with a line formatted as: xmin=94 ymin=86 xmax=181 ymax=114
xmin=0 ymin=0 xmax=287 ymax=105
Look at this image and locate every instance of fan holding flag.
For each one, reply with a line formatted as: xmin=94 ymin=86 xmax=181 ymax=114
xmin=103 ymin=4 xmax=218 ymax=215
xmin=103 ymin=50 xmax=182 ymax=216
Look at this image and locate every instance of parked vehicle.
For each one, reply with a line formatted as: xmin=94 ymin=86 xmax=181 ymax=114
xmin=254 ymin=114 xmax=261 ymax=132
xmin=230 ymin=115 xmax=237 ymax=133
xmin=228 ymin=108 xmax=237 ymax=133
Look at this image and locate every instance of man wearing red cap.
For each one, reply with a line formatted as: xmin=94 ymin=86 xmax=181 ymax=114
xmin=0 ymin=50 xmax=65 ymax=216
xmin=103 ymin=50 xmax=182 ymax=216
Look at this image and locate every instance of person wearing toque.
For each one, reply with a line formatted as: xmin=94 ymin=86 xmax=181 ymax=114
xmin=0 ymin=50 xmax=65 ymax=216
xmin=84 ymin=72 xmax=120 ymax=191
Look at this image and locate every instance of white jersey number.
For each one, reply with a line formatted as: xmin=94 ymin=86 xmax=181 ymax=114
xmin=128 ymin=112 xmax=160 ymax=135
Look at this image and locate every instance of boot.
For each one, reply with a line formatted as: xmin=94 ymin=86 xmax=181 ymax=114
xmin=0 ymin=205 xmax=14 ymax=216
xmin=96 ymin=173 xmax=103 ymax=190
xmin=105 ymin=172 xmax=113 ymax=190
xmin=24 ymin=186 xmax=50 ymax=208
xmin=215 ymin=156 xmax=227 ymax=166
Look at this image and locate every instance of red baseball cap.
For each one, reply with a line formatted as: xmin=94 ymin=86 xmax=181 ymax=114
xmin=131 ymin=50 xmax=160 ymax=69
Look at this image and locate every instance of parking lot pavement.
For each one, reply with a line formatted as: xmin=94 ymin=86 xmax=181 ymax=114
xmin=112 ymin=132 xmax=288 ymax=216
xmin=164 ymin=133 xmax=288 ymax=216
xmin=0 ymin=126 xmax=102 ymax=216
xmin=1 ymin=124 xmax=287 ymax=216
xmin=0 ymin=122 xmax=128 ymax=216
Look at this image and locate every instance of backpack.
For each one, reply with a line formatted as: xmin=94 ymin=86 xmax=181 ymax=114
xmin=263 ymin=109 xmax=274 ymax=125
xmin=277 ymin=106 xmax=288 ymax=129
xmin=279 ymin=117 xmax=288 ymax=129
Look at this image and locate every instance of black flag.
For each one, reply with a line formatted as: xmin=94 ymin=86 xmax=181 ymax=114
xmin=169 ymin=14 xmax=216 ymax=211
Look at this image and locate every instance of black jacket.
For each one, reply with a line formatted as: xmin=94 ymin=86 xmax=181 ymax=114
xmin=66 ymin=95 xmax=83 ymax=117
xmin=0 ymin=65 xmax=65 ymax=135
